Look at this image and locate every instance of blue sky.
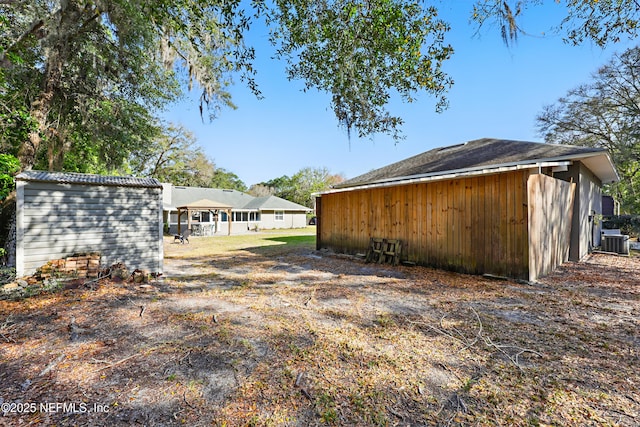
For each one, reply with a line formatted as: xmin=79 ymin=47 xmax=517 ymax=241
xmin=165 ymin=2 xmax=636 ymax=187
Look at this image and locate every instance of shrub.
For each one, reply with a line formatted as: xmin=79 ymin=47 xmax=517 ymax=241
xmin=602 ymin=215 xmax=640 ymax=237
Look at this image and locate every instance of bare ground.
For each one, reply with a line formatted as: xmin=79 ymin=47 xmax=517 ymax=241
xmin=0 ymin=236 xmax=639 ymax=426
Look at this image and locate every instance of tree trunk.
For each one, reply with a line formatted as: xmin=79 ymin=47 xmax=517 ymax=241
xmin=1 ymin=195 xmax=16 ymax=268
xmin=18 ymin=0 xmax=77 ymax=171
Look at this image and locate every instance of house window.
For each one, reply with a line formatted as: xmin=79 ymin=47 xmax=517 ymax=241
xmin=191 ymin=211 xmax=200 ymax=221
xmin=201 ymin=211 xmax=210 ymax=222
xmin=233 ymin=212 xmax=249 ymax=222
xmin=250 ymin=212 xmax=261 ymax=221
xmin=220 ymin=211 xmax=228 ymax=222
xmin=275 ymin=210 xmax=284 ymax=221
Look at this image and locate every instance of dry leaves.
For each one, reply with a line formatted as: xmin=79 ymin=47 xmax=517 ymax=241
xmin=0 ymin=243 xmax=638 ymax=426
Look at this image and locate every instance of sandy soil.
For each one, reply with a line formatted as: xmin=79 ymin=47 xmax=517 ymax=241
xmin=0 ymin=241 xmax=638 ymax=426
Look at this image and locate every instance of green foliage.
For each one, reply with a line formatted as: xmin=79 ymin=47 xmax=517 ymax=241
xmin=602 ymin=215 xmax=640 ymax=237
xmin=260 ymin=175 xmax=296 ymax=201
xmin=6 ymin=0 xmax=640 ymax=179
xmin=1 ymin=0 xmax=238 ymax=170
xmin=537 ymin=46 xmax=640 ymax=213
xmin=270 ymin=0 xmax=453 ymax=139
xmin=258 ymin=167 xmax=344 ymax=208
xmin=129 ymin=122 xmax=217 ymax=187
xmin=472 ymin=1 xmax=640 ymax=47
xmin=0 ymin=154 xmax=20 ymax=200
xmin=210 ymin=168 xmax=247 ymax=192
xmin=0 ymin=107 xmax=37 ymax=156
xmin=290 ymin=167 xmax=344 ymax=208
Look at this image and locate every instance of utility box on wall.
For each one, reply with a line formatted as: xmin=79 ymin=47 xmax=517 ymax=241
xmin=15 ymin=171 xmax=163 ymax=277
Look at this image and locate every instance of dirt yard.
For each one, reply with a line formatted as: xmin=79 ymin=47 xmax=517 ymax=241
xmin=1 ymin=230 xmax=639 ymax=426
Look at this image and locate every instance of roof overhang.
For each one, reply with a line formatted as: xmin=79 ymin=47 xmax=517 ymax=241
xmin=319 ymin=151 xmax=619 ymax=195
xmin=578 ymin=152 xmax=619 ymax=184
xmin=176 ymin=198 xmax=233 ymax=210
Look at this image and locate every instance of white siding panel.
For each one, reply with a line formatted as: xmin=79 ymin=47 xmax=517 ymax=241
xmin=17 ymin=180 xmax=162 ymax=276
xmin=260 ymin=211 xmax=307 ymax=229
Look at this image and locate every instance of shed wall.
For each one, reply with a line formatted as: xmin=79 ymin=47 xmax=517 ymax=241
xmin=527 ymin=174 xmax=575 ymax=281
xmin=17 ymin=181 xmax=163 ymax=276
xmin=317 ymin=170 xmax=531 ymax=279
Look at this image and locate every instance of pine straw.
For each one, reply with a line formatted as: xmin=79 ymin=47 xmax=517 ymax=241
xmin=0 ymin=243 xmax=638 ymax=426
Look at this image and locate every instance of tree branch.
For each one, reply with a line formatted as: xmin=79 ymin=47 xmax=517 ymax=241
xmin=0 ymin=18 xmax=44 ymax=63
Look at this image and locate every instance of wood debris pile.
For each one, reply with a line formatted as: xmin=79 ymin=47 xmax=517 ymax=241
xmin=36 ymin=252 xmax=101 ymax=280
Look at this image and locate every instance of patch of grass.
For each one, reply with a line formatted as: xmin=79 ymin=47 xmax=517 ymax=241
xmin=317 ymin=392 xmax=338 ymax=424
xmin=375 ymin=312 xmax=395 ymax=328
xmin=164 ymin=227 xmax=316 ymax=259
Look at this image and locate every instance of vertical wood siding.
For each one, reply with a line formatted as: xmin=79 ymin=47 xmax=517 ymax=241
xmin=527 ymin=174 xmax=575 ymax=281
xmin=318 ymin=170 xmax=531 ymax=279
xmin=17 ymin=182 xmax=162 ymax=276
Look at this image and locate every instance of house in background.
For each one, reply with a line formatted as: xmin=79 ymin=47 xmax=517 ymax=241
xmin=316 ymin=138 xmax=618 ymax=281
xmin=16 ymin=171 xmax=163 ymax=277
xmin=163 ymin=184 xmax=310 ymax=235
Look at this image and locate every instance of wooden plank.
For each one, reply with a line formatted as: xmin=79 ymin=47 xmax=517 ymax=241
xmin=505 ymin=171 xmax=515 ymax=275
xmin=425 ymin=182 xmax=434 ymax=263
xmin=448 ymin=180 xmax=456 ymax=265
xmin=499 ymin=173 xmax=508 ymax=275
xmin=417 ymin=183 xmax=425 ymax=263
xmin=517 ymin=171 xmax=528 ymax=273
xmin=360 ymin=190 xmax=367 ymax=251
xmin=433 ymin=182 xmax=447 ymax=264
xmin=317 ymin=170 xmax=551 ymax=280
xmin=446 ymin=181 xmax=453 ymax=264
xmin=527 ymin=173 xmax=576 ymax=281
xmin=315 ymin=196 xmax=322 ymax=250
xmin=463 ymin=177 xmax=473 ymax=271
xmin=472 ymin=176 xmax=483 ymax=273
xmin=484 ymin=175 xmax=494 ymax=274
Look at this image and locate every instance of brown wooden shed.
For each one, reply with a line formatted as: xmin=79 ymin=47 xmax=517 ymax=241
xmin=316 ymin=139 xmax=618 ymax=281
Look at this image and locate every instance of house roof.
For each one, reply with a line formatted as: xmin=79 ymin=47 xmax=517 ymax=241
xmin=164 ymin=185 xmax=309 ymax=212
xmin=177 ymin=198 xmax=232 ymax=210
xmin=242 ymin=195 xmax=310 ymax=211
xmin=166 ymin=186 xmax=255 ymax=211
xmin=16 ymin=170 xmax=162 ymax=188
xmin=332 ymin=138 xmax=619 ymax=191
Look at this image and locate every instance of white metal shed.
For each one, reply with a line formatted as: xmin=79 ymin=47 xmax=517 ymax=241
xmin=15 ymin=171 xmax=163 ymax=277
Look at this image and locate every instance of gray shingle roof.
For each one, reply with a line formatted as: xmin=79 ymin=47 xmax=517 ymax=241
xmin=165 ymin=187 xmax=310 ymax=211
xmin=242 ymin=195 xmax=310 ymax=211
xmin=335 ymin=138 xmax=613 ymax=189
xmin=16 ymin=170 xmax=162 ymax=188
xmin=168 ymin=186 xmax=255 ymax=210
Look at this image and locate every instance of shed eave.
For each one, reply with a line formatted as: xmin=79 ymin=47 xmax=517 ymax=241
xmin=16 ymin=171 xmax=162 ymax=188
xmin=322 ymin=150 xmax=618 ymax=195
xmin=579 ymin=152 xmax=619 ymax=184
xmin=318 ymin=160 xmax=572 ymax=195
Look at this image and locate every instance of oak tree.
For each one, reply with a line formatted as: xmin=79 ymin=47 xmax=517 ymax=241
xmin=1 ymin=0 xmax=454 ymax=171
xmin=537 ymin=46 xmax=640 ymax=213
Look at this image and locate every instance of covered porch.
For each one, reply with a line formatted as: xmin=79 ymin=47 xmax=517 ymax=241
xmin=176 ymin=199 xmax=233 ymax=236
